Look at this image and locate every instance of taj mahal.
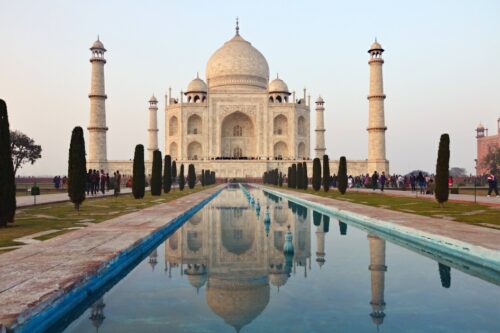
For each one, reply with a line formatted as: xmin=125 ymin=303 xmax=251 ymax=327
xmin=86 ymin=21 xmax=389 ymax=177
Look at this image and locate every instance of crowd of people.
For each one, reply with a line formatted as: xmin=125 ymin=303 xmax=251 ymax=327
xmin=85 ymin=169 xmax=128 ymax=197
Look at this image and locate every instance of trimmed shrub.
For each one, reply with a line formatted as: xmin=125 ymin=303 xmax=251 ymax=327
xmin=312 ymin=158 xmax=321 ymax=191
xmin=187 ymin=164 xmax=196 ymax=189
xmin=337 ymin=156 xmax=348 ymax=195
xmin=435 ymin=133 xmax=450 ymax=206
xmin=163 ymin=155 xmax=172 ymax=193
xmin=132 ymin=144 xmax=145 ymax=199
xmin=67 ymin=126 xmax=86 ymax=211
xmin=178 ymin=164 xmax=185 ymax=191
xmin=322 ymin=155 xmax=330 ymax=192
xmin=0 ymin=99 xmax=16 ymax=225
xmin=151 ymin=150 xmax=162 ymax=196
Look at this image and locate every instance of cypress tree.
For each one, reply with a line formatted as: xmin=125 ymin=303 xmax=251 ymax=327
xmin=435 ymin=133 xmax=450 ymax=207
xmin=163 ymin=155 xmax=172 ymax=193
xmin=67 ymin=126 xmax=86 ymax=211
xmin=297 ymin=163 xmax=303 ymax=189
xmin=187 ymin=164 xmax=196 ymax=189
xmin=338 ymin=156 xmax=348 ymax=195
xmin=0 ymin=99 xmax=16 ymax=226
xmin=205 ymin=169 xmax=210 ymax=185
xmin=171 ymin=161 xmax=177 ymax=187
xmin=279 ymin=172 xmax=283 ymax=187
xmin=178 ymin=164 xmax=185 ymax=190
xmin=303 ymin=162 xmax=308 ymax=189
xmin=132 ymin=144 xmax=145 ymax=199
xmin=274 ymin=168 xmax=279 ymax=185
xmin=201 ymin=169 xmax=205 ymax=186
xmin=312 ymin=158 xmax=321 ymax=191
xmin=291 ymin=164 xmax=297 ymax=188
xmin=210 ymin=171 xmax=215 ymax=184
xmin=287 ymin=166 xmax=292 ymax=188
xmin=151 ymin=150 xmax=162 ymax=196
xmin=322 ymin=155 xmax=331 ymax=192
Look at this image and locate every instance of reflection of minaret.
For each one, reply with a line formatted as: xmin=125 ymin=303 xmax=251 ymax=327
xmin=315 ymin=224 xmax=325 ymax=268
xmin=148 ymin=249 xmax=158 ymax=271
xmin=89 ymin=297 xmax=105 ymax=333
xmin=368 ymin=234 xmax=387 ymax=328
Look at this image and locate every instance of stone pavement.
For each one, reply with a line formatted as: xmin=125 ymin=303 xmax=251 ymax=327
xmin=351 ymin=187 xmax=500 ymax=206
xmin=0 ymin=185 xmax=223 ymax=331
xmin=16 ymin=188 xmax=133 ymax=208
xmin=267 ymin=187 xmax=500 ymax=251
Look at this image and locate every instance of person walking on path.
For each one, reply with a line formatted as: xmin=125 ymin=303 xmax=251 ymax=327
xmin=410 ymin=174 xmax=416 ymax=191
xmin=114 ymin=171 xmax=121 ymax=197
xmin=100 ymin=170 xmax=106 ymax=195
xmin=371 ymin=171 xmax=379 ymax=191
xmin=106 ymin=173 xmax=110 ymax=192
xmin=380 ymin=172 xmax=386 ymax=192
xmin=86 ymin=169 xmax=92 ymax=196
xmin=416 ymin=172 xmax=426 ymax=195
xmin=487 ymin=172 xmax=499 ymax=197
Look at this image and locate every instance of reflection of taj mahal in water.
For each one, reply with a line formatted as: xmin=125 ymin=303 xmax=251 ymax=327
xmin=159 ymin=188 xmax=387 ymax=332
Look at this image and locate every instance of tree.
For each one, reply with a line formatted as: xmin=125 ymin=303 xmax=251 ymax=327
xmin=0 ymin=99 xmax=16 ymax=226
xmin=287 ymin=166 xmax=292 ymax=188
xmin=481 ymin=147 xmax=500 ymax=175
xmin=178 ymin=164 xmax=186 ymax=190
xmin=150 ymin=150 xmax=162 ymax=196
xmin=435 ymin=133 xmax=450 ymax=207
xmin=171 ymin=161 xmax=177 ymax=188
xmin=449 ymin=167 xmax=467 ymax=178
xmin=312 ymin=158 xmax=321 ymax=191
xmin=67 ymin=126 xmax=86 ymax=211
xmin=210 ymin=171 xmax=216 ymax=184
xmin=302 ymin=162 xmax=308 ymax=189
xmin=297 ymin=162 xmax=303 ymax=189
xmin=290 ymin=164 xmax=297 ymax=188
xmin=204 ymin=169 xmax=210 ymax=185
xmin=187 ymin=164 xmax=196 ymax=189
xmin=278 ymin=171 xmax=283 ymax=187
xmin=322 ymin=155 xmax=331 ymax=192
xmin=10 ymin=130 xmax=42 ymax=176
xmin=163 ymin=155 xmax=172 ymax=193
xmin=337 ymin=156 xmax=348 ymax=194
xmin=132 ymin=144 xmax=145 ymax=199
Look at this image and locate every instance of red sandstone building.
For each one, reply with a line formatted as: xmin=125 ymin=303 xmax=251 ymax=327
xmin=476 ymin=118 xmax=500 ymax=175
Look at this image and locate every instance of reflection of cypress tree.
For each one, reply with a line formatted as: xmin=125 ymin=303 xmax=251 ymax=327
xmin=323 ymin=215 xmax=330 ymax=232
xmin=438 ymin=263 xmax=451 ymax=288
xmin=313 ymin=211 xmax=322 ymax=226
xmin=300 ymin=204 xmax=308 ymax=220
xmin=339 ymin=221 xmax=348 ymax=235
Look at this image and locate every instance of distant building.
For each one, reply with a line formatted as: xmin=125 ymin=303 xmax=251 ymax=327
xmin=475 ymin=119 xmax=500 ymax=175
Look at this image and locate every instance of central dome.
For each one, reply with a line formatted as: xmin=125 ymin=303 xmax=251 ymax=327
xmin=206 ymin=33 xmax=269 ymax=90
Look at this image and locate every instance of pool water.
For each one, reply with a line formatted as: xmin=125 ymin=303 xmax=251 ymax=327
xmin=56 ymin=186 xmax=500 ymax=333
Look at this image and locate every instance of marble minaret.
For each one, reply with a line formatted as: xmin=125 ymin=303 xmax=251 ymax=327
xmin=88 ymin=37 xmax=108 ymax=170
xmin=147 ymin=95 xmax=159 ymax=161
xmin=314 ymin=96 xmax=326 ymax=158
xmin=367 ymin=40 xmax=388 ymax=174
xmin=368 ymin=234 xmax=387 ymax=328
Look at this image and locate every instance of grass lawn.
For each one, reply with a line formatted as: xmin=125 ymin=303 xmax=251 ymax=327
xmin=0 ymin=185 xmax=214 ymax=248
xmin=269 ymin=186 xmax=500 ymax=227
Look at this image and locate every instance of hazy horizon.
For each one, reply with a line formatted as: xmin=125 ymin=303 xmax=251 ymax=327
xmin=1 ymin=0 xmax=499 ymax=176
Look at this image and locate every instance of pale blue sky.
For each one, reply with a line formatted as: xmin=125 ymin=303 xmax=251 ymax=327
xmin=1 ymin=0 xmax=499 ymax=175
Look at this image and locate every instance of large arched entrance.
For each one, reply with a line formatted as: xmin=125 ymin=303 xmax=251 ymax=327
xmin=221 ymin=112 xmax=255 ymax=158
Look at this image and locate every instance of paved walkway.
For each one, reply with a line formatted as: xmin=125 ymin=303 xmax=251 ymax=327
xmin=16 ymin=188 xmax=133 ymax=208
xmin=351 ymin=187 xmax=500 ymax=206
xmin=0 ymin=185 xmax=222 ymax=331
xmin=267 ymin=187 xmax=500 ymax=251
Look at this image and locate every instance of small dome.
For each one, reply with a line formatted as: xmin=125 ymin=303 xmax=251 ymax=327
xmin=269 ymin=272 xmax=289 ymax=288
xmin=90 ymin=38 xmax=106 ymax=51
xmin=477 ymin=122 xmax=485 ymax=129
xmin=369 ymin=40 xmax=384 ymax=52
xmin=149 ymin=95 xmax=157 ymax=103
xmin=316 ymin=96 xmax=324 ymax=103
xmin=269 ymin=76 xmax=289 ymax=93
xmin=187 ymin=76 xmax=208 ymax=93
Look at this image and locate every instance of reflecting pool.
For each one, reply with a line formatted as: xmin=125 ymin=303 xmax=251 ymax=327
xmin=56 ymin=185 xmax=500 ymax=333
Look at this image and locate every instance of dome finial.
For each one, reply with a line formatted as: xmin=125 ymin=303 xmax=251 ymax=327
xmin=236 ymin=16 xmax=240 ymax=35
xmin=276 ymin=73 xmax=279 ymax=79
xmin=196 ymin=71 xmax=199 ymax=79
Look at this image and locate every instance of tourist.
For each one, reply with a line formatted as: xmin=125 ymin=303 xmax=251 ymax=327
xmin=100 ymin=170 xmax=106 ymax=195
xmin=114 ymin=171 xmax=121 ymax=197
xmin=487 ymin=171 xmax=499 ymax=197
xmin=62 ymin=176 xmax=67 ymax=190
xmin=53 ymin=175 xmax=61 ymax=190
xmin=371 ymin=171 xmax=379 ymax=190
xmin=410 ymin=174 xmax=416 ymax=191
xmin=380 ymin=172 xmax=386 ymax=192
xmin=427 ymin=178 xmax=436 ymax=195
xmin=92 ymin=169 xmax=99 ymax=195
xmin=416 ymin=172 xmax=426 ymax=194
xmin=86 ymin=169 xmax=92 ymax=195
xmin=106 ymin=173 xmax=110 ymax=192
xmin=348 ymin=175 xmax=353 ymax=188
